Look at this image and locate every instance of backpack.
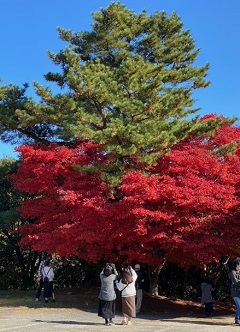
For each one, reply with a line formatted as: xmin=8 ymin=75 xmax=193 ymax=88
xmin=121 ymin=267 xmax=133 ymax=284
xmin=44 ymin=276 xmax=49 ymax=283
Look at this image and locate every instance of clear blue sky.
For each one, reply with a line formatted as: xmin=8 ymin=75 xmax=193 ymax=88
xmin=0 ymin=0 xmax=239 ymax=158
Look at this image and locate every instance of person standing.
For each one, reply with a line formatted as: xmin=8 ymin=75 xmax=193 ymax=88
xmin=134 ymin=264 xmax=144 ymax=315
xmin=116 ymin=266 xmax=137 ymax=325
xmin=42 ymin=259 xmax=55 ymax=303
xmin=228 ymin=258 xmax=240 ymax=324
xmin=35 ymin=254 xmax=52 ymax=301
xmin=201 ymin=277 xmax=214 ymax=317
xmin=98 ymin=263 xmax=118 ymax=326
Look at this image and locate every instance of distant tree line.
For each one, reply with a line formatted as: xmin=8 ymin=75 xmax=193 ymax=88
xmin=0 ymin=3 xmax=239 ymax=300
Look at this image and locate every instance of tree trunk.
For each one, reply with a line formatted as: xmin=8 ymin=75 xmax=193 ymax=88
xmin=148 ymin=262 xmax=165 ymax=296
xmin=5 ymin=231 xmax=38 ymax=290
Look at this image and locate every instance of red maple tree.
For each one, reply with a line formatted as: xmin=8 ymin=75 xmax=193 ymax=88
xmin=12 ymin=119 xmax=240 ymax=271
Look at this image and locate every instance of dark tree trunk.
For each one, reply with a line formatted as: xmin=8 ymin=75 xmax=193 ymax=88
xmin=5 ymin=231 xmax=39 ymax=290
xmin=148 ymin=262 xmax=166 ymax=296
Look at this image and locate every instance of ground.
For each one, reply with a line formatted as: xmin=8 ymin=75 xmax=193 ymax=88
xmin=0 ymin=286 xmax=235 ymax=318
xmin=56 ymin=286 xmax=236 ymax=318
xmin=139 ymin=292 xmax=235 ymax=317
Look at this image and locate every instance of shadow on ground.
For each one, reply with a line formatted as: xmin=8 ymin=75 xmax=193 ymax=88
xmin=0 ymin=286 xmax=236 ymax=319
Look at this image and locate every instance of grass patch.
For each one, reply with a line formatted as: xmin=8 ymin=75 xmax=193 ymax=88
xmin=0 ymin=287 xmax=235 ymax=318
xmin=0 ymin=287 xmax=99 ymax=312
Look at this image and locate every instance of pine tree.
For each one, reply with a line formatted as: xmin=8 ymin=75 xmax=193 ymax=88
xmin=0 ymin=3 xmax=230 ymax=184
xmin=44 ymin=3 xmax=223 ymax=180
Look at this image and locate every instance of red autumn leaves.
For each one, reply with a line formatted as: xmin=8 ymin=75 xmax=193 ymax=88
xmin=12 ymin=120 xmax=240 ymax=267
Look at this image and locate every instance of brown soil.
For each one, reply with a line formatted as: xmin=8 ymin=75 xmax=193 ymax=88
xmin=60 ymin=287 xmax=235 ymax=318
xmin=139 ymin=293 xmax=235 ymax=317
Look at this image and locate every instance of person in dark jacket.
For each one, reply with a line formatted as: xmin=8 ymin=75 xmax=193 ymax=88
xmin=134 ymin=264 xmax=145 ymax=314
xmin=98 ymin=263 xmax=118 ymax=326
xmin=229 ymin=258 xmax=240 ymax=324
xmin=201 ymin=277 xmax=214 ymax=317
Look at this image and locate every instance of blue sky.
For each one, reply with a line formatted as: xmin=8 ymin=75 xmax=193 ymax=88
xmin=0 ymin=0 xmax=239 ymax=158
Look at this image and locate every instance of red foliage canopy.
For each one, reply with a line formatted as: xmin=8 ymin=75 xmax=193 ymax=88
xmin=12 ymin=121 xmax=240 ymax=267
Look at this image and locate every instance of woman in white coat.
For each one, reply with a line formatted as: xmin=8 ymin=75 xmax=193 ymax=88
xmin=42 ymin=259 xmax=55 ymax=303
xmin=116 ymin=266 xmax=137 ymax=325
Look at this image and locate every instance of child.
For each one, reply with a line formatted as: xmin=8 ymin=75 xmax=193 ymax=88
xmin=201 ymin=277 xmax=214 ymax=317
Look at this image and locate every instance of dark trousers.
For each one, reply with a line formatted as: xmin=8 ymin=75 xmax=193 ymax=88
xmin=204 ymin=302 xmax=213 ymax=316
xmin=36 ymin=279 xmax=43 ymax=299
xmin=43 ymin=281 xmax=54 ymax=298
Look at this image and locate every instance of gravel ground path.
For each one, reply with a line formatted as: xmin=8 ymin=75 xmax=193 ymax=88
xmin=0 ymin=306 xmax=236 ymax=332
